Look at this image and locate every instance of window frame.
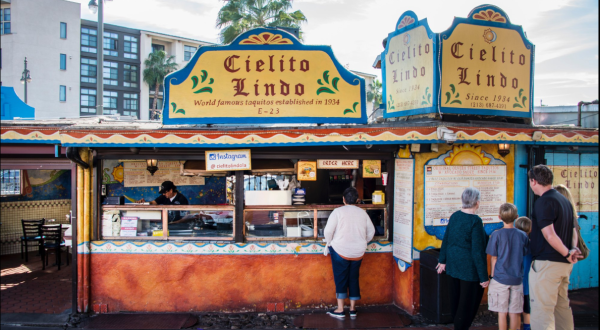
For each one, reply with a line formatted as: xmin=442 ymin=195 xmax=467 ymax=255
xmin=59 ymin=85 xmax=67 ymax=102
xmin=80 ymin=88 xmax=97 ymax=114
xmin=1 ymin=8 xmax=11 ymax=35
xmin=123 ymin=35 xmax=138 ymax=59
xmin=81 ymin=58 xmax=97 ymax=83
xmin=60 ymin=22 xmax=67 ymax=39
xmin=60 ymin=54 xmax=67 ymax=70
xmin=123 ymin=64 xmax=138 ymax=88
xmin=103 ymin=31 xmax=118 ymax=57
xmin=184 ymin=45 xmax=197 ymax=61
xmin=81 ymin=27 xmax=98 ymax=53
xmin=1 ymin=169 xmax=22 ymax=196
xmin=103 ymin=61 xmax=118 ymax=86
xmin=103 ymin=90 xmax=118 ymax=114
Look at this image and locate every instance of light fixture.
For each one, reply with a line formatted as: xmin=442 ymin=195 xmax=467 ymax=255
xmin=146 ymin=159 xmax=159 ymax=176
xmin=20 ymin=58 xmax=32 ymax=104
xmin=498 ymin=143 xmax=510 ymax=157
xmin=532 ymin=131 xmax=543 ymax=141
xmin=88 ymin=0 xmax=98 ymax=14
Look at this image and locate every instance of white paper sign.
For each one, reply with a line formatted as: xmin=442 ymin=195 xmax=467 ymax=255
xmin=424 ymin=165 xmax=506 ymax=226
xmin=317 ymin=159 xmax=359 ymax=169
xmin=205 ymin=149 xmax=252 ymax=171
xmin=393 ymin=159 xmax=414 ymax=263
xmin=120 ymin=216 xmax=138 ymax=237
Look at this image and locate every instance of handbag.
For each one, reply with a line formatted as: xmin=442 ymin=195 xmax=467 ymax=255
xmin=575 ymin=216 xmax=590 ymax=260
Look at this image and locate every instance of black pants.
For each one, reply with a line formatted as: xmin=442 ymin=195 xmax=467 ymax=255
xmin=450 ymin=276 xmax=484 ymax=330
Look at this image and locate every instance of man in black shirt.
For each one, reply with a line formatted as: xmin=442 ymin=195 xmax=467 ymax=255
xmin=138 ymin=181 xmax=189 ymax=222
xmin=527 ymin=165 xmax=581 ymax=330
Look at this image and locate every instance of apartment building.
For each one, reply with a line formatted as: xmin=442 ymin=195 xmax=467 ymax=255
xmin=80 ymin=19 xmax=141 ymax=118
xmin=1 ymin=0 xmax=81 ymax=119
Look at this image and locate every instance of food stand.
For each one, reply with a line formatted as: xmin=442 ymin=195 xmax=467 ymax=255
xmin=1 ymin=4 xmax=597 ymax=316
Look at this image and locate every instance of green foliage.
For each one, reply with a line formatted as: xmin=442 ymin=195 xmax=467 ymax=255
xmin=367 ymin=79 xmax=382 ymax=107
xmin=143 ymin=50 xmax=178 ymax=120
xmin=217 ymin=0 xmax=307 ymax=44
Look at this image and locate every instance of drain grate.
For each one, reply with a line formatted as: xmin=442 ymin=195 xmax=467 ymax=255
xmin=85 ymin=313 xmax=196 ymax=329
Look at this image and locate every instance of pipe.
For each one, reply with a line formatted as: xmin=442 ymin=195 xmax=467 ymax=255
xmin=66 ymin=147 xmax=90 ymax=169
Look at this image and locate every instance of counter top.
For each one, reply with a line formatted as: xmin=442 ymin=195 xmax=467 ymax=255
xmin=244 ymin=204 xmax=386 ymax=209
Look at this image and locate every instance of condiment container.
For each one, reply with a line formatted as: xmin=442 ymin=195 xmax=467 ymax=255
xmin=372 ymin=190 xmax=385 ymax=204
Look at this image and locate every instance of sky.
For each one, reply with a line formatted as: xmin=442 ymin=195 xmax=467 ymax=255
xmin=75 ymin=0 xmax=598 ymax=106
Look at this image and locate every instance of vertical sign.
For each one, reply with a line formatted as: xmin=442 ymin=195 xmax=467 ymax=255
xmin=383 ymin=11 xmax=437 ymax=118
xmin=393 ymin=159 xmax=414 ymax=263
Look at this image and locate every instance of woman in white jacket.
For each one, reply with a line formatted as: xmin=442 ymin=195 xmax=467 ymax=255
xmin=324 ymin=187 xmax=375 ymax=319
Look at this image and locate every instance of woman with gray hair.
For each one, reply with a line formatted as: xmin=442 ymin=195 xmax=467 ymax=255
xmin=436 ymin=187 xmax=489 ymax=330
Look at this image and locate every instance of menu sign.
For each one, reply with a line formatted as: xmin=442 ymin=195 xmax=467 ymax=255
xmin=425 ymin=165 xmax=506 ymax=226
xmin=363 ymin=160 xmax=382 ymax=178
xmin=163 ymin=28 xmax=366 ymax=125
xmin=123 ymin=161 xmax=206 ymax=188
xmin=205 ymin=149 xmax=251 ymax=171
xmin=297 ymin=161 xmax=317 ymax=181
xmin=317 ymin=159 xmax=359 ymax=169
xmin=393 ymin=159 xmax=414 ymax=263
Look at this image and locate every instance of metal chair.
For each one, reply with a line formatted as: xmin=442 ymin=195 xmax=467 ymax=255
xmin=41 ymin=224 xmax=68 ymax=270
xmin=20 ymin=219 xmax=45 ymax=262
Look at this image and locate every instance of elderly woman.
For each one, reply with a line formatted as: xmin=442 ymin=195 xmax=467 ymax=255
xmin=437 ymin=187 xmax=489 ymax=330
xmin=324 ymin=187 xmax=375 ymax=319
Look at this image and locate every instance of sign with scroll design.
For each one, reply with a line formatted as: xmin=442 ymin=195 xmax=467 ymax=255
xmin=163 ymin=28 xmax=366 ymax=125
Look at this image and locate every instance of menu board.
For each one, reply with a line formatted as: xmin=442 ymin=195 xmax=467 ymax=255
xmin=393 ymin=159 xmax=414 ymax=263
xmin=123 ymin=161 xmax=205 ymax=187
xmin=425 ymin=165 xmax=506 ymax=226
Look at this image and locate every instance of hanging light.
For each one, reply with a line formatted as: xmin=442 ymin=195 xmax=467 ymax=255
xmin=146 ymin=159 xmax=159 ymax=176
xmin=88 ymin=0 xmax=98 ymax=14
xmin=498 ymin=143 xmax=510 ymax=157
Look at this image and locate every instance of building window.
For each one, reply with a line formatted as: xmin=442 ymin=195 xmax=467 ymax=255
xmin=60 ymin=54 xmax=67 ymax=70
xmin=123 ymin=93 xmax=138 ymax=117
xmin=184 ymin=45 xmax=197 ymax=61
xmin=103 ymin=90 xmax=118 ymax=114
xmin=59 ymin=85 xmax=67 ymax=101
xmin=81 ymin=27 xmax=97 ymax=53
xmin=124 ymin=35 xmax=138 ymax=59
xmin=151 ymin=44 xmax=165 ymax=53
xmin=1 ymin=8 xmax=11 ymax=35
xmin=123 ymin=64 xmax=138 ymax=88
xmin=60 ymin=22 xmax=67 ymax=39
xmin=103 ymin=32 xmax=118 ymax=56
xmin=81 ymin=58 xmax=97 ymax=83
xmin=1 ymin=169 xmax=21 ymax=196
xmin=103 ymin=61 xmax=118 ymax=86
xmin=80 ymin=88 xmax=96 ymax=114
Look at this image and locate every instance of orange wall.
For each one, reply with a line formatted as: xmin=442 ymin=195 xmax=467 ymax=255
xmin=392 ymin=261 xmax=420 ymax=315
xmin=90 ymin=252 xmax=394 ymax=312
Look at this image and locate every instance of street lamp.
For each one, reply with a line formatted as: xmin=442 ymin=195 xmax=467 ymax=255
xmin=89 ymin=0 xmax=105 ymax=115
xmin=20 ymin=57 xmax=32 ymax=104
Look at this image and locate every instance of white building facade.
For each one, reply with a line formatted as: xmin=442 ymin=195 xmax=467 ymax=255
xmin=1 ymin=0 xmax=81 ymax=119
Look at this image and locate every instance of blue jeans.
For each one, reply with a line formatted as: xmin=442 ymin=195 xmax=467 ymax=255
xmin=329 ymin=247 xmax=362 ymax=300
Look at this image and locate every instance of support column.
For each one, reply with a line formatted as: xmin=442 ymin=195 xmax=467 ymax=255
xmin=77 ymin=148 xmax=93 ymax=313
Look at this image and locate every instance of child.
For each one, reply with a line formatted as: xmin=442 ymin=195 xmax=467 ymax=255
xmin=486 ymin=204 xmax=530 ymax=330
xmin=515 ymin=216 xmax=533 ymax=330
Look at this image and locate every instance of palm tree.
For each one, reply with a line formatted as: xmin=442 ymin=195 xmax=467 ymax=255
xmin=367 ymin=79 xmax=383 ymax=111
xmin=143 ymin=50 xmax=178 ymax=120
xmin=217 ymin=0 xmax=307 ymax=44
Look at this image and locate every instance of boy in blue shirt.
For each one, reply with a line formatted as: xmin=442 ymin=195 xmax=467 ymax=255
xmin=487 ymin=203 xmax=530 ymax=330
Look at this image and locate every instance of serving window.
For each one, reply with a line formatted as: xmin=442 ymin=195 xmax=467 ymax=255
xmin=102 ymin=205 xmax=235 ymax=240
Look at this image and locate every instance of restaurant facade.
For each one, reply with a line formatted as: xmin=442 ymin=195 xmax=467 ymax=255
xmin=1 ymin=4 xmax=598 ymax=316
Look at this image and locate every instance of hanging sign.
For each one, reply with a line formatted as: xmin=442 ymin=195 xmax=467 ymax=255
xmin=317 ymin=159 xmax=359 ymax=169
xmin=439 ymin=5 xmax=534 ymax=118
xmin=362 ymin=160 xmax=382 ymax=178
xmin=382 ymin=11 xmax=437 ymax=118
xmin=163 ymin=28 xmax=367 ymax=125
xmin=297 ymin=161 xmax=317 ymax=181
xmin=205 ymin=149 xmax=251 ymax=171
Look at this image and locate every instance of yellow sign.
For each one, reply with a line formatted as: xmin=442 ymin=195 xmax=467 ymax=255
xmin=441 ymin=23 xmax=532 ymax=113
xmin=163 ymin=29 xmax=366 ymax=125
xmin=297 ymin=161 xmax=317 ymax=181
xmin=363 ymin=160 xmax=382 ymax=178
xmin=385 ymin=25 xmax=434 ymax=113
xmin=550 ymin=166 xmax=599 ymax=212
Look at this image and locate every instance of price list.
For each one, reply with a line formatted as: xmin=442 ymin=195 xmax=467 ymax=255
xmin=424 ymin=165 xmax=506 ymax=226
xmin=393 ymin=159 xmax=415 ymax=263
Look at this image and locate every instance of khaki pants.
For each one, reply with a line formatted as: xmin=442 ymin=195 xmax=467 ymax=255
xmin=529 ymin=260 xmax=574 ymax=330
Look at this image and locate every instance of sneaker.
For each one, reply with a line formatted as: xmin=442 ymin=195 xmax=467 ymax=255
xmin=349 ymin=310 xmax=357 ymax=318
xmin=327 ymin=309 xmax=345 ymax=319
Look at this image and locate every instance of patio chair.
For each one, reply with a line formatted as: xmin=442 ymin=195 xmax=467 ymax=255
xmin=41 ymin=224 xmax=69 ymax=270
xmin=20 ymin=218 xmax=45 ymax=262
